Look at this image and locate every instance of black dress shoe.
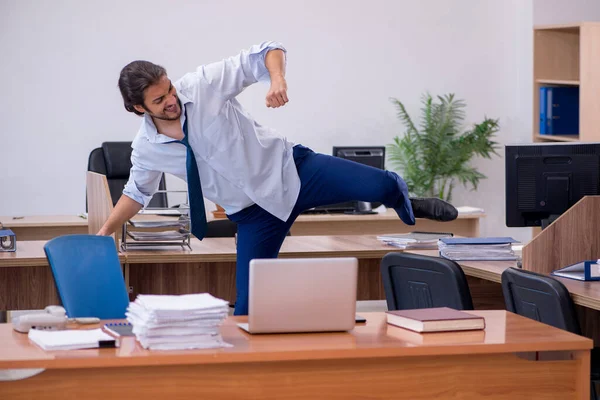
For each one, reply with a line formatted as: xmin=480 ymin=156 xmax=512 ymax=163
xmin=410 ymin=197 xmax=458 ymax=222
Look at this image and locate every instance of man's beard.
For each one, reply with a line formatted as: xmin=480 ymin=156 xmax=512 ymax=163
xmin=144 ymin=101 xmax=181 ymax=121
xmin=148 ymin=110 xmax=180 ymax=121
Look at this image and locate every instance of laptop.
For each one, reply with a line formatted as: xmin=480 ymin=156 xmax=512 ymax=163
xmin=237 ymin=257 xmax=359 ymax=334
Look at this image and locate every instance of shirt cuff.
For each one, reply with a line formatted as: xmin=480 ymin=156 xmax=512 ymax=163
xmin=254 ymin=41 xmax=287 ymax=82
xmin=123 ymin=184 xmax=153 ymax=208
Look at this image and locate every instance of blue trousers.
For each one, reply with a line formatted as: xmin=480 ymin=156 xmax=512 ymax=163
xmin=227 ymin=145 xmax=414 ymax=315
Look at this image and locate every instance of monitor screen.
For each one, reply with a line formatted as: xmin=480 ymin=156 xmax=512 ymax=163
xmin=505 ymin=142 xmax=600 ymax=228
xmin=332 ymin=146 xmax=385 ymax=170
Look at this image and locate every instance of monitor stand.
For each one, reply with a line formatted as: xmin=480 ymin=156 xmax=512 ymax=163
xmin=540 ymin=214 xmax=560 ymax=230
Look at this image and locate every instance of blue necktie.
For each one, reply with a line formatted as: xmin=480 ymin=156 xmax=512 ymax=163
xmin=181 ymin=111 xmax=207 ymax=239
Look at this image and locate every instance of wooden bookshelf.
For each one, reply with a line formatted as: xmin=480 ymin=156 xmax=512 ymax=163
xmin=533 ymin=22 xmax=600 ymax=143
xmin=533 ymin=134 xmax=579 ymax=142
xmin=535 ymin=79 xmax=580 ymax=86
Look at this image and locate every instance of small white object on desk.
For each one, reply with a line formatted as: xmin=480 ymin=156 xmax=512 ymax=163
xmin=456 ymin=206 xmax=485 ymax=214
xmin=28 ymin=328 xmax=116 ymax=351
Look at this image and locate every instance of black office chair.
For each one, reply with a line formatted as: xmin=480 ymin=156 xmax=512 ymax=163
xmin=204 ymin=219 xmax=292 ymax=238
xmin=87 ymin=142 xmax=168 ymax=209
xmin=501 ymin=267 xmax=600 ymax=399
xmin=381 ymin=252 xmax=474 ymax=311
xmin=205 ymin=220 xmax=238 ymax=238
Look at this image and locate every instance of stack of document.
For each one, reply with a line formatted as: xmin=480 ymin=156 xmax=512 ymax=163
xmin=377 ymin=232 xmax=453 ymax=250
xmin=126 ymin=293 xmax=231 ymax=350
xmin=28 ymin=328 xmax=115 ymax=351
xmin=456 ymin=206 xmax=485 ymax=215
xmin=438 ymin=237 xmax=518 ymax=261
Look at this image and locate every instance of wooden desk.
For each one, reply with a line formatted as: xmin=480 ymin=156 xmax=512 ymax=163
xmin=0 ymin=216 xmax=88 ymax=241
xmin=0 ymin=311 xmax=591 ymax=400
xmin=4 ymin=237 xmax=600 ymax=316
xmin=0 ymin=214 xmax=184 ymax=241
xmin=0 ymin=210 xmax=484 ymax=241
xmin=291 ymin=209 xmax=484 ymax=236
xmin=124 ymin=235 xmax=393 ymax=305
xmin=0 ymin=241 xmax=126 ymax=310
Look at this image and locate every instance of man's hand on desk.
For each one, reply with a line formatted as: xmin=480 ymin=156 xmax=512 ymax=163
xmin=96 ymin=195 xmax=143 ymax=236
xmin=96 ymin=228 xmax=110 ymax=236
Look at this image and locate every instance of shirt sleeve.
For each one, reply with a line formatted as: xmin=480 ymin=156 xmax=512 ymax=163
xmin=197 ymin=41 xmax=287 ymax=101
xmin=122 ymin=149 xmax=163 ymax=208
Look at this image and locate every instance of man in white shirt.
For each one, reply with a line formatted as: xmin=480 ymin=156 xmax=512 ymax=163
xmin=98 ymin=42 xmax=458 ymax=315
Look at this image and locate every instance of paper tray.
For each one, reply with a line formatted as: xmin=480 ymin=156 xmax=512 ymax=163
xmin=127 ymin=229 xmax=190 ymax=242
xmin=128 ymin=219 xmax=189 ymax=229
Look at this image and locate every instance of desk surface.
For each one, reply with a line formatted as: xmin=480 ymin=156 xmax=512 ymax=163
xmin=1 ymin=210 xmax=484 ymax=228
xmin=0 ymin=215 xmax=88 ymax=228
xmin=5 ymin=237 xmax=600 ymax=311
xmin=124 ymin=235 xmax=392 ymax=264
xmin=0 ymin=236 xmax=395 ymax=266
xmin=0 ymin=240 xmax=126 ymax=268
xmin=295 ymin=209 xmax=485 ymax=222
xmin=0 ymin=311 xmax=591 ymax=370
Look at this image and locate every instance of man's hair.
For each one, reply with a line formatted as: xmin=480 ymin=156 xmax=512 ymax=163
xmin=118 ymin=60 xmax=167 ymax=116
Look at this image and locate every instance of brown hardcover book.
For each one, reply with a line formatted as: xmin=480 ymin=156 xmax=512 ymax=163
xmin=386 ymin=307 xmax=485 ymax=333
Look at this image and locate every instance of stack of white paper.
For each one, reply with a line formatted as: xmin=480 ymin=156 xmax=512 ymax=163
xmin=376 ymin=232 xmax=452 ymax=250
xmin=437 ymin=237 xmax=518 ymax=261
xmin=28 ymin=328 xmax=115 ymax=351
xmin=126 ymin=293 xmax=231 ymax=350
xmin=456 ymin=206 xmax=485 ymax=214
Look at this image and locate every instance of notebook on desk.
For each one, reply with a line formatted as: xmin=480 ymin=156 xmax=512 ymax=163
xmin=386 ymin=307 xmax=485 ymax=333
xmin=28 ymin=328 xmax=116 ymax=350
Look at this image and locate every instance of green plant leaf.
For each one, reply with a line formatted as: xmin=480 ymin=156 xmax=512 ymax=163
xmin=387 ymin=93 xmax=499 ymax=200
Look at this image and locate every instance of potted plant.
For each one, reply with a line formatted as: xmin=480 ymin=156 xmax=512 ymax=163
xmin=387 ymin=93 xmax=500 ymax=202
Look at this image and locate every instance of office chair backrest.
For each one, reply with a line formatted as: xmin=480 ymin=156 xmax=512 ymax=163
xmin=43 ymin=235 xmax=130 ymax=319
xmin=205 ymin=219 xmax=238 ymax=238
xmin=381 ymin=252 xmax=474 ymax=311
xmin=87 ymin=142 xmax=167 ymax=208
xmin=204 ymin=219 xmax=291 ymax=238
xmin=501 ymin=267 xmax=581 ymax=334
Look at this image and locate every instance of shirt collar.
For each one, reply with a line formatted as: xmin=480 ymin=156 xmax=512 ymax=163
xmin=141 ymin=91 xmax=193 ymax=144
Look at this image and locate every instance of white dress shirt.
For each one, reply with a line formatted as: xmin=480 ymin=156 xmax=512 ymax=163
xmin=123 ymin=41 xmax=301 ymax=221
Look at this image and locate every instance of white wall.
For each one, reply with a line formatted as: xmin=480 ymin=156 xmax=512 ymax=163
xmin=0 ymin=0 xmax=534 ymax=242
xmin=534 ymin=0 xmax=600 ymax=24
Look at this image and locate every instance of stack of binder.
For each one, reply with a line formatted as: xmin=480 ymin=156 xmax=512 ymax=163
xmin=539 ymin=86 xmax=579 ymax=136
xmin=438 ymin=237 xmax=518 ymax=261
xmin=126 ymin=293 xmax=231 ymax=350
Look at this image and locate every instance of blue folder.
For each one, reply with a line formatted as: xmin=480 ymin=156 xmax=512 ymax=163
xmin=439 ymin=237 xmax=517 ymax=245
xmin=545 ymin=86 xmax=579 ymax=135
xmin=551 ymin=260 xmax=600 ymax=281
xmin=539 ymin=86 xmax=547 ymax=135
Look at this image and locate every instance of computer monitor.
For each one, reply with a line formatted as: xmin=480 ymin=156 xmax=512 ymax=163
xmin=308 ymin=146 xmax=386 ymax=214
xmin=505 ymin=142 xmax=600 ymax=229
xmin=332 ymin=146 xmax=386 ymax=169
